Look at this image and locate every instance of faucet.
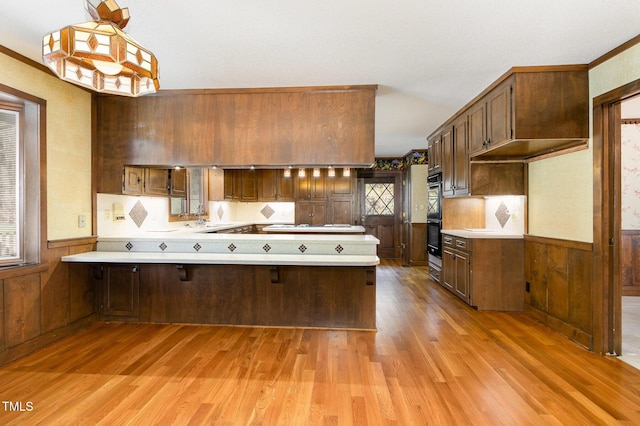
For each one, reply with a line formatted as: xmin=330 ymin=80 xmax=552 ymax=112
xmin=196 ymin=203 xmax=205 ymax=227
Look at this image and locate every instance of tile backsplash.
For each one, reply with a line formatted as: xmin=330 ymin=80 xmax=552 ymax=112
xmin=97 ymin=193 xmax=294 ymax=236
xmin=484 ymin=195 xmax=526 ymax=234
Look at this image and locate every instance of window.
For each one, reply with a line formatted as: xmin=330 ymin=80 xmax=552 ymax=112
xmin=365 ymin=183 xmax=395 ymax=215
xmin=0 ymin=106 xmax=20 ymax=263
xmin=0 ymin=85 xmax=42 ymax=268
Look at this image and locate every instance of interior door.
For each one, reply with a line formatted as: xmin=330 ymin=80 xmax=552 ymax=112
xmin=358 ymin=172 xmax=402 ymax=258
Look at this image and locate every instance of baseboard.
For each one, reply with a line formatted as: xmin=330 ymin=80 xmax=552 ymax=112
xmin=0 ymin=314 xmax=99 ymax=367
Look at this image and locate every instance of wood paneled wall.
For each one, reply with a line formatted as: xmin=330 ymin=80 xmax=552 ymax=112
xmin=0 ymin=237 xmax=97 ymax=366
xmin=524 ymin=235 xmax=593 ymax=349
xmin=622 ymin=230 xmax=640 ymax=296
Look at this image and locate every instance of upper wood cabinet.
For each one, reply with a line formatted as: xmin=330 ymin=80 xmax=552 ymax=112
xmin=442 ymin=117 xmax=470 ymax=198
xmin=430 ymin=66 xmax=589 ymax=165
xmin=467 ymin=67 xmax=588 ymax=160
xmin=170 ymin=168 xmax=188 ymax=197
xmin=122 ymin=166 xmax=144 ymax=195
xmin=122 ymin=166 xmax=170 ymax=196
xmin=223 ymin=170 xmax=258 ymax=201
xmin=427 ymin=133 xmax=442 ymax=175
xmin=144 ymin=168 xmax=171 ymax=195
xmin=296 ymin=169 xmax=327 ymax=201
xmin=258 ymin=169 xmax=295 ymax=201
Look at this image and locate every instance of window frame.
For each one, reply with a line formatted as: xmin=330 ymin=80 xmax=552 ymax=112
xmin=0 ymin=102 xmax=23 ymax=265
xmin=0 ymin=83 xmax=45 ymax=270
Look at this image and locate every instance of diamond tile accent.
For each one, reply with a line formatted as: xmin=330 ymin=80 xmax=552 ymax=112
xmin=263 ymin=244 xmax=271 ymax=252
xmin=129 ymin=200 xmax=148 ymax=228
xmin=159 ymin=242 xmax=167 ymax=251
xmin=299 ymin=244 xmax=307 ymax=253
xmin=193 ymin=243 xmax=202 ymax=252
xmin=335 ymin=245 xmax=344 ymax=253
xmin=125 ymin=242 xmax=133 ymax=251
xmin=228 ymin=243 xmax=236 ymax=252
xmin=217 ymin=205 xmax=224 ymax=219
xmin=495 ymin=201 xmax=511 ymax=228
xmin=260 ymin=204 xmax=275 ymax=219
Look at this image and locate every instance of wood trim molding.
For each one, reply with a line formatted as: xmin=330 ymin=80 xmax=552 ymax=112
xmin=0 ymin=44 xmax=53 ymax=76
xmin=47 ymin=236 xmax=98 ymax=249
xmin=107 ymin=84 xmax=380 ymax=98
xmin=0 ymin=315 xmax=98 ymax=367
xmin=523 ymin=234 xmax=593 ymax=252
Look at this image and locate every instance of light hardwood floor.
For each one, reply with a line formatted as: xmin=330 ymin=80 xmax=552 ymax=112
xmin=2 ymin=260 xmax=640 ymax=425
xmin=621 ymin=296 xmax=640 ymax=370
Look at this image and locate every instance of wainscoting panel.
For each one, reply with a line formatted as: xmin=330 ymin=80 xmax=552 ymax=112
xmin=524 ymin=235 xmax=593 ymax=349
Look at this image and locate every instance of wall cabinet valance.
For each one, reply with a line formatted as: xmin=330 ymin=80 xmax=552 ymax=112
xmin=96 ymin=86 xmax=376 ymax=194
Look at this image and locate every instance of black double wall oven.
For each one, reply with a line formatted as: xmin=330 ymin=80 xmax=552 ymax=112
xmin=427 ymin=173 xmax=442 ymax=257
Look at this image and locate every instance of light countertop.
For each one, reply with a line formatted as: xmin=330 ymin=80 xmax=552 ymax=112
xmin=442 ymin=229 xmax=523 ymax=239
xmin=61 ymin=251 xmax=380 ymax=267
xmin=263 ymin=224 xmax=365 ymax=233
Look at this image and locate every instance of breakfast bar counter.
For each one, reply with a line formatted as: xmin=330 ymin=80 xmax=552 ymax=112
xmin=63 ymin=231 xmax=379 ymax=330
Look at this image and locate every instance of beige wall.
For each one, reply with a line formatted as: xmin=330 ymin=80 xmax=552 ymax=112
xmin=0 ymin=51 xmax=92 ymax=241
xmin=528 ymin=43 xmax=640 ymax=243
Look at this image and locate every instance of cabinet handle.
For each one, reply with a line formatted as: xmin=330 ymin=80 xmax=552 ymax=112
xmin=132 ymin=266 xmax=138 ymax=273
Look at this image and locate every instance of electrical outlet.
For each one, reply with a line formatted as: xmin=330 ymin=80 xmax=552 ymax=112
xmin=105 ymin=210 xmax=111 ymax=220
xmin=78 ymin=214 xmax=86 ymax=228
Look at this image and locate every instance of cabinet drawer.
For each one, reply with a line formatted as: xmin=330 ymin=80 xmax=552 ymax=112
xmin=454 ymin=237 xmax=468 ymax=251
xmin=428 ymin=264 xmax=441 ymax=283
xmin=443 ymin=235 xmax=469 ymax=251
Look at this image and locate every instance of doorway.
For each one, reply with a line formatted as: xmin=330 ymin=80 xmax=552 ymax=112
xmin=357 ymin=171 xmax=402 ymax=258
xmin=593 ymin=78 xmax=640 ymax=358
xmin=619 ymin=95 xmax=640 ymax=368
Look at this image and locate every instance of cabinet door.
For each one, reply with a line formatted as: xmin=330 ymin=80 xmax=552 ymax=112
xmin=486 ymin=82 xmax=512 ymax=149
xmin=223 ymin=170 xmax=237 ymax=199
xmin=277 ymin=170 xmax=296 ymax=200
xmin=454 ymin=251 xmax=470 ymax=303
xmin=144 ymin=168 xmax=170 ymax=195
xmin=330 ymin=170 xmax=354 ymax=197
xmin=441 ymin=127 xmax=454 ymax=197
xmin=170 ymin=168 xmax=188 ymax=197
xmin=102 ymin=264 xmax=140 ymax=319
xmin=258 ymin=170 xmax=278 ymax=201
xmin=296 ymin=170 xmax=326 ymax=200
xmin=122 ymin=166 xmax=143 ymax=195
xmin=442 ymin=248 xmax=455 ymax=291
xmin=427 ymin=134 xmax=442 ymax=174
xmin=330 ymin=199 xmax=353 ymax=225
xmin=295 ymin=202 xmax=326 ymax=225
xmin=453 ymin=116 xmax=469 ymax=196
xmin=241 ymin=170 xmax=258 ymax=201
xmin=468 ymin=102 xmax=486 ymax=156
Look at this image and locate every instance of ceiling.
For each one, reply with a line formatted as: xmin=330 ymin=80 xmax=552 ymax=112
xmin=1 ymin=1 xmax=639 ymax=157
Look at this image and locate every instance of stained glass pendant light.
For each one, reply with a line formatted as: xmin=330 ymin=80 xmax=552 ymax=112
xmin=42 ymin=0 xmax=159 ymax=96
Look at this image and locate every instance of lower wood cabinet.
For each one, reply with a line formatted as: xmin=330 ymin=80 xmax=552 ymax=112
xmin=101 ymin=264 xmax=140 ymax=320
xmin=96 ymin=263 xmax=376 ymax=329
xmin=295 ymin=201 xmax=327 ymax=225
xmin=442 ymin=236 xmax=470 ymax=303
xmin=441 ymin=233 xmax=524 ymax=311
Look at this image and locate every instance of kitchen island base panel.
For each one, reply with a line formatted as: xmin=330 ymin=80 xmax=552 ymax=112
xmin=95 ymin=263 xmax=376 ymax=330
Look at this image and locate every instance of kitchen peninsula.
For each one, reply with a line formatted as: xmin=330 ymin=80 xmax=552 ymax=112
xmin=62 ymin=227 xmax=379 ymax=330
